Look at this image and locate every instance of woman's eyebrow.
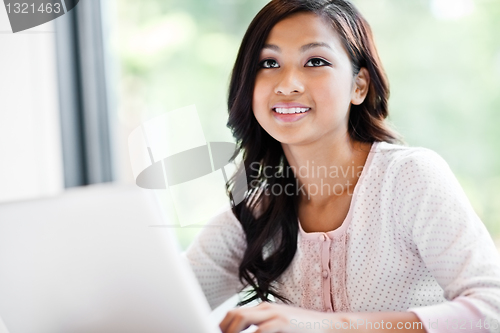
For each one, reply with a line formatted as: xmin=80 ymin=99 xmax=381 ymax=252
xmin=261 ymin=42 xmax=333 ymax=53
xmin=262 ymin=44 xmax=281 ymax=52
xmin=300 ymin=42 xmax=332 ymax=52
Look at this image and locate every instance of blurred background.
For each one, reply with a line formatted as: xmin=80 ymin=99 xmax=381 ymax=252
xmin=0 ymin=0 xmax=499 ymax=250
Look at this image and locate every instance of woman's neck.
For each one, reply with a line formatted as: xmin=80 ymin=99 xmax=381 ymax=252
xmin=282 ymin=134 xmax=372 ymax=208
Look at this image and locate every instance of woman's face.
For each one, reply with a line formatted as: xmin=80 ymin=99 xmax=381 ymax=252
xmin=252 ymin=12 xmax=366 ymax=147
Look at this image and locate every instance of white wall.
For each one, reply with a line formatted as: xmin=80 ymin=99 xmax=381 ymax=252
xmin=0 ymin=9 xmax=63 ymax=202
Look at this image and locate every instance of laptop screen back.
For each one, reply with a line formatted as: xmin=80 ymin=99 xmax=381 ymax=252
xmin=0 ymin=184 xmax=220 ymax=333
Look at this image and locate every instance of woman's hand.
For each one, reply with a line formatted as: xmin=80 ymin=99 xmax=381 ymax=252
xmin=219 ymin=302 xmax=334 ymax=333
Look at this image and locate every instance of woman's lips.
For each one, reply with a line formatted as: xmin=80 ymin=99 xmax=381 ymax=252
xmin=272 ymin=102 xmax=310 ymax=109
xmin=274 ymin=107 xmax=310 ymax=114
xmin=272 ymin=106 xmax=311 ymax=123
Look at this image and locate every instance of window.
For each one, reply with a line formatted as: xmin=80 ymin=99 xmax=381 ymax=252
xmin=0 ymin=18 xmax=63 ymax=202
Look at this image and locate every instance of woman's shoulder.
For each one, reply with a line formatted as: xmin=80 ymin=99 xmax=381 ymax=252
xmin=373 ymin=141 xmax=443 ymax=162
xmin=185 ymin=205 xmax=246 ymax=261
xmin=365 ymin=141 xmax=460 ymax=197
xmin=367 ymin=141 xmax=470 ymax=204
xmin=370 ymin=141 xmax=450 ymax=176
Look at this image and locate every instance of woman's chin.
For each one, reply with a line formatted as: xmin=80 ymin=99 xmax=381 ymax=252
xmin=274 ymin=134 xmax=311 ymax=147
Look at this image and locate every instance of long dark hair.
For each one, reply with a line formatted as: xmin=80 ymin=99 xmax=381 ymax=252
xmin=226 ymin=0 xmax=399 ymax=306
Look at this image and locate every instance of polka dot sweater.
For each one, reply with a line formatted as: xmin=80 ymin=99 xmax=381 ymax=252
xmin=184 ymin=141 xmax=500 ymax=332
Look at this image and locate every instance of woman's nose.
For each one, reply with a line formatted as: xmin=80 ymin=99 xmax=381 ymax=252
xmin=274 ymin=68 xmax=304 ymax=95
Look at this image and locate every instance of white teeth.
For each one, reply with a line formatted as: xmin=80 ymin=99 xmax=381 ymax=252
xmin=274 ymin=107 xmax=310 ymax=114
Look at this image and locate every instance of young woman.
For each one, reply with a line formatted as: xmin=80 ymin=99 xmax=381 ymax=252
xmin=185 ymin=1 xmax=500 ymax=332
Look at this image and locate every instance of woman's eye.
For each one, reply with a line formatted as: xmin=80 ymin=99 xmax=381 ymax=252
xmin=305 ymin=58 xmax=330 ymax=67
xmin=259 ymin=59 xmax=279 ymax=68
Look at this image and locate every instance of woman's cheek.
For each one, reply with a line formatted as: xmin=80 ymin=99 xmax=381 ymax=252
xmin=253 ymin=86 xmax=270 ymax=114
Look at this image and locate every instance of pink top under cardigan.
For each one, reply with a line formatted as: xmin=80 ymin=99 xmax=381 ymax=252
xmin=184 ymin=141 xmax=500 ymax=333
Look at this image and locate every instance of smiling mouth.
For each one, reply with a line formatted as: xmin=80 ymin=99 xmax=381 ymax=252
xmin=273 ymin=107 xmax=311 ymax=114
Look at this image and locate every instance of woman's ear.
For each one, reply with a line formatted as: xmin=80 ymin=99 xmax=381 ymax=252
xmin=351 ymin=67 xmax=370 ymax=105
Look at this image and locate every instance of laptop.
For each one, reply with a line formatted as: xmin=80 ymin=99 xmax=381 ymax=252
xmin=0 ymin=184 xmax=222 ymax=333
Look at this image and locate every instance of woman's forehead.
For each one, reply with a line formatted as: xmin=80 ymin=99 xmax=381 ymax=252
xmin=264 ymin=12 xmax=343 ymax=52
